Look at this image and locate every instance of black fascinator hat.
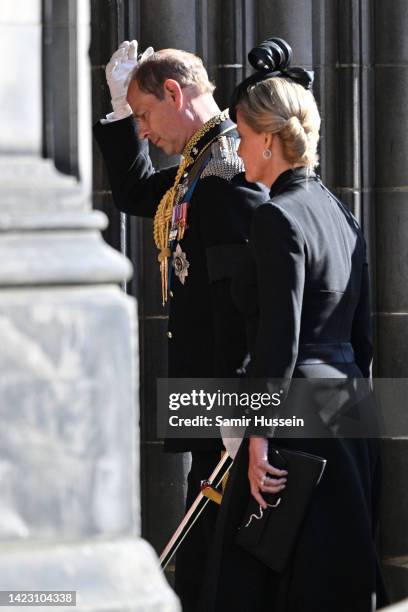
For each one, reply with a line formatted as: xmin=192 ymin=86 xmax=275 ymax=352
xmin=230 ymin=37 xmax=314 ymax=122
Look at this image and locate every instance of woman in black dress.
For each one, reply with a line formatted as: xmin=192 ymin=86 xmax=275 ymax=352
xmin=201 ymin=39 xmax=387 ymax=612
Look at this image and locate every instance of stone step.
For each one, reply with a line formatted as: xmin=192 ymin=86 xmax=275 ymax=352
xmin=383 ymin=557 xmax=408 ymax=608
xmin=381 ymin=439 xmax=408 ymax=560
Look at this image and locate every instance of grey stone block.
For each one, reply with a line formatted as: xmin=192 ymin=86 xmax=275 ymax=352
xmin=0 ymin=538 xmax=180 ymax=611
xmin=0 ymin=285 xmax=138 ymax=539
xmin=374 ymin=0 xmax=408 ymax=64
xmin=375 ymin=67 xmax=408 ymax=188
xmin=376 ymin=192 xmax=408 ymax=313
xmin=376 ymin=315 xmax=408 ymax=377
xmin=0 ymin=230 xmax=131 ymax=286
xmin=0 ymin=158 xmax=86 ymax=212
xmin=381 ymin=439 xmax=408 ymax=558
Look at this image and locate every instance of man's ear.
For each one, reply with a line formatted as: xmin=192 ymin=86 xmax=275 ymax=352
xmin=163 ymin=79 xmax=183 ymax=110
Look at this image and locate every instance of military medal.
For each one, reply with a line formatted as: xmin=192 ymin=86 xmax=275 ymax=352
xmin=172 ymin=243 xmax=190 ymax=284
xmin=176 ymin=202 xmax=189 ymax=240
xmin=169 ymin=201 xmax=189 ymax=243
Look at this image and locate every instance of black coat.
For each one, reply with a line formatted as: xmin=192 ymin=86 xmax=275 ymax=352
xmin=231 ymin=166 xmax=372 ymax=382
xmin=201 ymin=168 xmax=388 ymax=611
xmin=93 ymin=116 xmax=268 ymax=452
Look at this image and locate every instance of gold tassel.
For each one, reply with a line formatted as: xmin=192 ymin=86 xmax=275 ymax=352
xmin=153 ymin=110 xmax=230 ymax=304
xmin=153 ymin=159 xmax=187 ymax=304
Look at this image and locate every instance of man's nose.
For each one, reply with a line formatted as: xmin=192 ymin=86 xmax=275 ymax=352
xmin=137 ymin=120 xmax=150 ymax=140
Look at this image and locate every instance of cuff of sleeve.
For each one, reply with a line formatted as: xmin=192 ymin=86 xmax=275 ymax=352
xmin=104 ymin=106 xmax=133 ymax=123
xmin=93 ymin=115 xmax=149 ymax=163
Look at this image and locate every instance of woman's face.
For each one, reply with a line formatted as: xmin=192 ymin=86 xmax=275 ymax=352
xmin=236 ymin=109 xmax=271 ymax=185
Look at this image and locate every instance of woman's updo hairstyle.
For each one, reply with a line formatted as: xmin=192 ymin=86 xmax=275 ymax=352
xmin=230 ymin=38 xmax=321 ymax=170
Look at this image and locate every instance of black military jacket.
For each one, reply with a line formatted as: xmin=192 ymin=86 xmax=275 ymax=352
xmin=93 ymin=114 xmax=268 ymax=451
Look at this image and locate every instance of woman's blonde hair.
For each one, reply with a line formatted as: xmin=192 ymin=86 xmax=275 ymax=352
xmin=237 ymin=77 xmax=321 ymax=169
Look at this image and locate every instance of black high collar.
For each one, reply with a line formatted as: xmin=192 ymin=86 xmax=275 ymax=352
xmin=184 ymin=115 xmax=236 ymax=167
xmin=269 ymin=167 xmax=317 ymax=198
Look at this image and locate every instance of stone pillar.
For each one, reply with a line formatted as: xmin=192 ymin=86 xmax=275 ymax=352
xmin=374 ymin=0 xmax=408 ymax=603
xmin=0 ymin=0 xmax=179 ymax=609
xmin=0 ymin=0 xmax=42 ymax=154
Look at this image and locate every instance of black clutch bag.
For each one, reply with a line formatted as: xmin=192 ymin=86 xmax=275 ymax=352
xmin=235 ymin=446 xmax=326 ymax=572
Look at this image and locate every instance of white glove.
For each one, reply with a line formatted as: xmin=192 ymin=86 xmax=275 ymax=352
xmin=105 ymin=40 xmax=154 ymax=122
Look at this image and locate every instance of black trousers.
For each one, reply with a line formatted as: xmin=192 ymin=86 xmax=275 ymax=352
xmin=174 ymin=450 xmax=221 ymax=612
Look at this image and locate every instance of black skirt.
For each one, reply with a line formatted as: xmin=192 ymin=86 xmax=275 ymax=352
xmin=199 ymin=434 xmax=388 ymax=612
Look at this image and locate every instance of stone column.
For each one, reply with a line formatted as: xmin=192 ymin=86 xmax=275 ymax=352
xmin=374 ymin=0 xmax=408 ymax=603
xmin=132 ymin=0 xmax=197 ymax=582
xmin=0 ymin=0 xmax=179 ymax=609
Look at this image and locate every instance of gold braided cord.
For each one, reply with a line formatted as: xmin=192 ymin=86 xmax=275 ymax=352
xmin=153 ymin=159 xmax=187 ymax=305
xmin=153 ymin=110 xmax=230 ymax=305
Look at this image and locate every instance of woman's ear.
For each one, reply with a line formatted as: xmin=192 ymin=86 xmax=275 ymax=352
xmin=163 ymin=79 xmax=183 ymax=110
xmin=264 ymin=131 xmax=274 ymax=151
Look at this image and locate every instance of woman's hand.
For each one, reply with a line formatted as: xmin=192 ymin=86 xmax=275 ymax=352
xmin=248 ymin=437 xmax=288 ymax=509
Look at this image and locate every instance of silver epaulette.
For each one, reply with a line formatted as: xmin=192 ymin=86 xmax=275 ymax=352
xmin=200 ymin=135 xmax=244 ymax=182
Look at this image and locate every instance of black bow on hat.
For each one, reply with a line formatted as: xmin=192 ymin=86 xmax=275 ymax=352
xmin=230 ymin=37 xmax=314 ymax=122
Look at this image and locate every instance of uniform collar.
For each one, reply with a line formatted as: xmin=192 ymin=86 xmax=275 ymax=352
xmin=269 ymin=166 xmax=317 ymax=198
xmin=182 ymin=110 xmax=236 ymax=167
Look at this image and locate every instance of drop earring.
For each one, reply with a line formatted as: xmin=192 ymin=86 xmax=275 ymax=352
xmin=262 ymin=149 xmax=272 ymax=159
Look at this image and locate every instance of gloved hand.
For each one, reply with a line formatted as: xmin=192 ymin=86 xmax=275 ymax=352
xmin=105 ymin=40 xmax=154 ymax=121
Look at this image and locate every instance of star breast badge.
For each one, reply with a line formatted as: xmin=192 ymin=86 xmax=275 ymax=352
xmin=172 ymin=243 xmax=190 ymax=284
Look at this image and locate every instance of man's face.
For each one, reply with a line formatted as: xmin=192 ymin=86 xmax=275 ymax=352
xmin=127 ymin=80 xmax=186 ymax=155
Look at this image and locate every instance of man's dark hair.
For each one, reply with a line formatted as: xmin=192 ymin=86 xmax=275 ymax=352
xmin=130 ymin=48 xmax=215 ymax=99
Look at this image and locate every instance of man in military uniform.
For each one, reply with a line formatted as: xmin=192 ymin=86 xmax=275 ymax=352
xmin=93 ymin=40 xmax=267 ymax=610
